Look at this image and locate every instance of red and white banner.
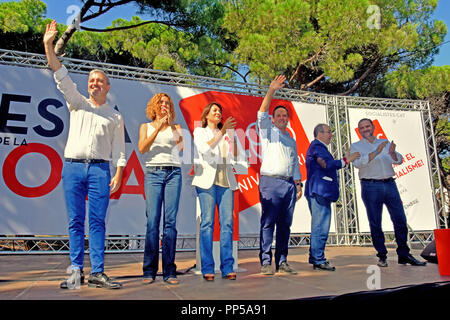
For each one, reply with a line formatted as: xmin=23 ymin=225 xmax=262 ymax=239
xmin=0 ymin=64 xmax=328 ymax=235
xmin=348 ymin=108 xmax=437 ymax=232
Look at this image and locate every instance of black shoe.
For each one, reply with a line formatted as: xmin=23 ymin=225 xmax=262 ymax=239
xmin=377 ymin=258 xmax=388 ymax=267
xmin=398 ymin=254 xmax=427 ymax=266
xmin=87 ymin=272 xmax=122 ymax=289
xmin=60 ymin=270 xmax=84 ymax=289
xmin=313 ymin=261 xmax=336 ymax=271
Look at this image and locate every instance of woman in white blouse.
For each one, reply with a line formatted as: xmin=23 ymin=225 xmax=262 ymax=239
xmin=138 ymin=93 xmax=183 ymax=285
xmin=192 ymin=102 xmax=239 ymax=281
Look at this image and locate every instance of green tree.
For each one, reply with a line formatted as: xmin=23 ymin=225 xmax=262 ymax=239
xmin=0 ymin=0 xmax=46 ymax=33
xmin=383 ymin=65 xmax=450 ymax=190
xmin=0 ymin=0 xmax=49 ymax=52
xmin=222 ymin=0 xmax=447 ymax=94
xmin=0 ymin=0 xmax=235 ymax=78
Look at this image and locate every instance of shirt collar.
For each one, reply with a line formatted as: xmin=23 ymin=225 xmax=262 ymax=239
xmin=363 ymin=136 xmax=378 ymax=144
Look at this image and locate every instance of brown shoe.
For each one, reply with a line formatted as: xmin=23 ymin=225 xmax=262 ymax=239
xmin=164 ymin=277 xmax=179 ymax=285
xmin=142 ymin=277 xmax=155 ymax=285
xmin=224 ymin=272 xmax=236 ymax=280
xmin=203 ymin=273 xmax=215 ymax=281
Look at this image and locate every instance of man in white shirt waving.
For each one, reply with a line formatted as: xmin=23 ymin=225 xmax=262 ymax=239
xmin=350 ymin=118 xmax=426 ymax=267
xmin=43 ymin=21 xmax=127 ymax=289
xmin=257 ymin=75 xmax=302 ymax=275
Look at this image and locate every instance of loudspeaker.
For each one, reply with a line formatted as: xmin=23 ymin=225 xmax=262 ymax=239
xmin=421 ymin=240 xmax=438 ymax=263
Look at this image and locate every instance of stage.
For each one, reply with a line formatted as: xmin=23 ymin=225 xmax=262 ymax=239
xmin=1 ymin=246 xmax=449 ymax=302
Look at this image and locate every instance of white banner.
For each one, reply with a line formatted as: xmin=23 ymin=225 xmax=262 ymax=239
xmin=348 ymin=108 xmax=437 ymax=232
xmin=0 ymin=64 xmax=328 ymax=235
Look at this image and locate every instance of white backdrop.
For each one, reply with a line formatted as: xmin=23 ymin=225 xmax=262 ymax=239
xmin=0 ymin=64 xmax=329 ymax=235
xmin=347 ymin=108 xmax=437 ymax=232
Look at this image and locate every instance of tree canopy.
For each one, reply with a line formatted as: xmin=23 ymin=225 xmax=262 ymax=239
xmin=0 ymin=0 xmax=236 ymax=78
xmin=222 ymin=0 xmax=447 ymax=95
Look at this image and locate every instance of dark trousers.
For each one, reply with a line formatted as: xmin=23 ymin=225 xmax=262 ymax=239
xmin=361 ymin=179 xmax=410 ymax=259
xmin=258 ymin=175 xmax=297 ymax=267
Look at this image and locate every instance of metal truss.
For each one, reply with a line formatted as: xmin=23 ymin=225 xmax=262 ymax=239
xmin=0 ymin=49 xmax=445 ymax=254
xmin=0 ymin=49 xmax=423 ymax=107
xmin=0 ymin=231 xmax=434 ymax=254
xmin=421 ymin=107 xmax=448 ymax=228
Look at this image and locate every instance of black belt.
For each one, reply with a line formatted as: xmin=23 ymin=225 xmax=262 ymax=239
xmin=148 ymin=166 xmax=180 ymax=171
xmin=361 ymin=177 xmax=394 ymax=183
xmin=65 ymin=158 xmax=109 ymax=164
xmin=262 ymin=174 xmax=293 ymax=182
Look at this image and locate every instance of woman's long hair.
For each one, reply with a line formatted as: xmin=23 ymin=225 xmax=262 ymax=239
xmin=200 ymin=102 xmax=223 ymax=129
xmin=146 ymin=93 xmax=175 ymax=121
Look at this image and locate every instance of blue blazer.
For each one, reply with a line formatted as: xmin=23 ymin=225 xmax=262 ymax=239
xmin=305 ymin=139 xmax=344 ymax=202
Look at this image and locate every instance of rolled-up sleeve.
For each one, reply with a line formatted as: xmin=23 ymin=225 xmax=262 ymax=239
xmin=111 ymin=114 xmax=127 ymax=167
xmin=350 ymin=144 xmax=369 ymax=169
xmin=257 ymin=111 xmax=271 ymax=138
xmin=292 ymin=145 xmax=302 ymax=181
xmin=382 ymin=150 xmax=403 ymax=165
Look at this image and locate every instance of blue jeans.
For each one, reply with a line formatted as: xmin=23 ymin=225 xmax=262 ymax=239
xmin=361 ymin=179 xmax=410 ymax=259
xmin=196 ymin=185 xmax=234 ymax=277
xmin=307 ymin=194 xmax=332 ymax=265
xmin=258 ymin=176 xmax=296 ymax=267
xmin=62 ymin=161 xmax=111 ymax=274
xmin=143 ymin=167 xmax=182 ymax=281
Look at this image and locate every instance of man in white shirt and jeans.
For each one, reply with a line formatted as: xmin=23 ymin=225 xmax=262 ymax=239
xmin=350 ymin=118 xmax=426 ymax=267
xmin=257 ymin=75 xmax=302 ymax=275
xmin=43 ymin=21 xmax=127 ymax=289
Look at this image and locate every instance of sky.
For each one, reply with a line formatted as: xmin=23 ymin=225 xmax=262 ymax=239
xmin=3 ymin=0 xmax=450 ymax=66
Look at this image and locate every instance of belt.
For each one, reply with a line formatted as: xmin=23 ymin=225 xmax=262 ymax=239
xmin=65 ymin=158 xmax=109 ymax=164
xmin=148 ymin=166 xmax=180 ymax=171
xmin=361 ymin=177 xmax=394 ymax=183
xmin=262 ymin=174 xmax=293 ymax=182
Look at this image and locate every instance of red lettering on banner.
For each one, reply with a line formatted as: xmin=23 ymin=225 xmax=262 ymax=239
xmin=405 ymin=153 xmax=415 ymax=161
xmin=110 ymin=150 xmax=145 ymax=199
xmin=395 ymin=158 xmax=424 ymax=179
xmin=2 ymin=143 xmax=62 ymax=197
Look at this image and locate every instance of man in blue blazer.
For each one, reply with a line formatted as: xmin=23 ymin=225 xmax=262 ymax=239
xmin=305 ymin=124 xmax=360 ymax=271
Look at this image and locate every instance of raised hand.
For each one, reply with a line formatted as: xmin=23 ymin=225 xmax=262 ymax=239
xmin=260 ymin=75 xmax=287 ymax=112
xmin=269 ymin=75 xmax=287 ymax=91
xmin=222 ymin=116 xmax=237 ymax=131
xmin=376 ymin=140 xmax=388 ymax=154
xmin=155 ymin=115 xmax=168 ymax=131
xmin=389 ymin=140 xmax=398 ymax=161
xmin=43 ymin=20 xmax=58 ymax=46
xmin=389 ymin=140 xmax=396 ymax=154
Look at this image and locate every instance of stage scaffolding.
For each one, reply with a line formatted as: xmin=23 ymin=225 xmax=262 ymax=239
xmin=0 ymin=49 xmax=446 ymax=254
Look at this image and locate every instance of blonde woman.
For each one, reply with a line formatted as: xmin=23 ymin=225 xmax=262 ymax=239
xmin=138 ymin=93 xmax=183 ymax=285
